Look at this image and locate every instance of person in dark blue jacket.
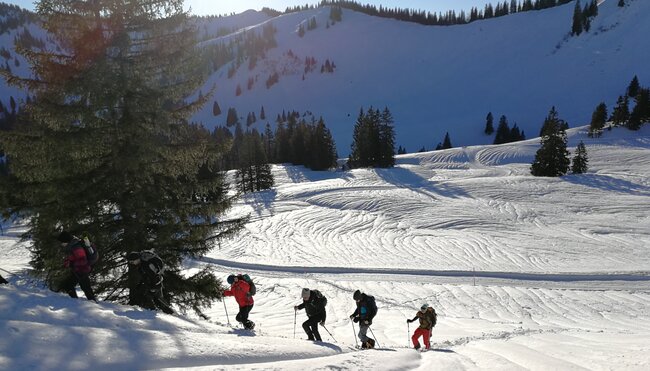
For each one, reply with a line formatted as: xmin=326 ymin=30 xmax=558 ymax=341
xmin=349 ymin=289 xmax=378 ymax=348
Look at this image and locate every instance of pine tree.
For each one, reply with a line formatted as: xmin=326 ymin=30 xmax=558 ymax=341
xmin=441 ymin=132 xmax=453 ymax=149
xmin=618 ymin=0 xmax=625 ymax=7
xmin=531 ymin=107 xmax=571 ymax=177
xmin=610 ymin=95 xmax=630 ymax=126
xmin=572 ymin=0 xmax=583 ymax=35
xmin=494 ymin=115 xmax=510 ymax=144
xmin=378 ymin=107 xmax=396 ymax=167
xmin=628 ymin=88 xmax=650 ymax=130
xmin=571 ymin=141 xmax=588 ymax=174
xmin=588 ymin=102 xmax=607 ymax=137
xmin=212 ymin=101 xmax=221 ymax=116
xmin=627 ymin=75 xmax=640 ymax=98
xmin=236 ymin=130 xmax=273 ymax=193
xmin=308 ymin=117 xmax=337 ymax=171
xmin=226 ymin=107 xmax=239 ymax=127
xmin=484 ymin=112 xmax=494 ymax=135
xmin=0 ymin=0 xmax=245 ymax=314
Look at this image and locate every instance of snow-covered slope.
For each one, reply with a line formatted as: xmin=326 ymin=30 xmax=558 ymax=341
xmin=193 ymin=0 xmax=650 ymax=153
xmin=0 ymin=1 xmax=647 ymax=153
xmin=2 ymin=125 xmax=649 ymax=370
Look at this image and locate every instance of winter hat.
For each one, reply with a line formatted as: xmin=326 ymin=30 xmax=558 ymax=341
xmin=57 ymin=231 xmax=73 ymax=244
xmin=227 ymin=274 xmax=236 ymax=285
xmin=353 ymin=290 xmax=362 ymax=300
xmin=126 ymin=252 xmax=141 ymax=262
xmin=301 ymin=288 xmax=311 ymax=300
xmin=420 ymin=303 xmax=429 ymax=312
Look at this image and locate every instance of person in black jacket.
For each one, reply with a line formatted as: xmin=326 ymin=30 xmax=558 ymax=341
xmin=294 ymin=288 xmax=327 ymax=341
xmin=349 ymin=289 xmax=377 ymax=348
xmin=126 ymin=250 xmax=174 ymax=314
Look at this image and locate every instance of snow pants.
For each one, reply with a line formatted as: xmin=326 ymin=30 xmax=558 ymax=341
xmin=302 ymin=316 xmax=323 ymax=341
xmin=412 ymin=328 xmax=430 ymax=349
xmin=62 ymin=271 xmax=96 ymax=301
xmin=236 ymin=304 xmax=254 ymax=329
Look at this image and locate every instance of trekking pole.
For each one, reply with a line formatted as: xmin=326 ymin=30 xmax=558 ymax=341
xmin=320 ymin=323 xmax=338 ymax=343
xmin=223 ymin=300 xmax=231 ymax=325
xmin=369 ymin=326 xmax=381 ymax=348
xmin=407 ymin=321 xmax=410 ymax=348
xmin=351 ymin=320 xmax=358 ymax=348
xmin=293 ymin=309 xmax=297 ymax=339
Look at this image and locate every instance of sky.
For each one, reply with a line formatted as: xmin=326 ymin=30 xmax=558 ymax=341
xmin=4 ymin=0 xmax=495 ymax=17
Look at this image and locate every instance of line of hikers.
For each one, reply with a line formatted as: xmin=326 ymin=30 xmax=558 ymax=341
xmin=223 ymin=275 xmax=437 ymax=350
xmin=45 ymin=231 xmax=437 ymax=350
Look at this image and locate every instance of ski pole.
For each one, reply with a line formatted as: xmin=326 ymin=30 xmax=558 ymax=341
xmin=351 ymin=320 xmax=358 ymax=348
xmin=293 ymin=308 xmax=297 ymax=339
xmin=407 ymin=321 xmax=410 ymax=348
xmin=223 ymin=299 xmax=230 ymax=325
xmin=369 ymin=326 xmax=380 ymax=348
xmin=320 ymin=323 xmax=338 ymax=343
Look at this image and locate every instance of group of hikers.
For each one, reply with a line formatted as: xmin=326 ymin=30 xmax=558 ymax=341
xmin=224 ymin=276 xmax=437 ymax=350
xmin=1 ymin=230 xmax=438 ymax=350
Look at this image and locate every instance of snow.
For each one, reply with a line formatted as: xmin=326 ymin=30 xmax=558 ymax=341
xmin=2 ymin=125 xmax=649 ymax=370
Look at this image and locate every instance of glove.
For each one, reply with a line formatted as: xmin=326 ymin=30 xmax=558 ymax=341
xmin=319 ymin=320 xmax=325 ymax=326
xmin=353 ymin=317 xmax=359 ymax=323
xmin=349 ymin=314 xmax=355 ymax=320
xmin=406 ymin=319 xmax=413 ymax=323
xmin=294 ymin=306 xmax=298 ymax=311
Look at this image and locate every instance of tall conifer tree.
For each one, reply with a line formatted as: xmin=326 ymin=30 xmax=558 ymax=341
xmin=0 ymin=0 xmax=245 ymax=314
xmin=531 ymin=107 xmax=570 ymax=177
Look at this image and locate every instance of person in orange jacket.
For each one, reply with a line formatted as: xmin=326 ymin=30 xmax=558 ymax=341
xmin=223 ymin=274 xmax=255 ymax=330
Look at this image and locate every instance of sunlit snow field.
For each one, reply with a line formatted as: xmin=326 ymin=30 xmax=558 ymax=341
xmin=1 ymin=125 xmax=649 ymax=370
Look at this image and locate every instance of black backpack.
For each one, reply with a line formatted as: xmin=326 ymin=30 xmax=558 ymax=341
xmin=366 ymin=295 xmax=378 ymax=317
xmin=238 ymin=274 xmax=256 ymax=296
xmin=313 ymin=290 xmax=327 ymax=307
xmin=140 ymin=250 xmax=164 ymax=275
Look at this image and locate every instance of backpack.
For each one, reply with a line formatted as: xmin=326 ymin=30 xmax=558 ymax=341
xmin=140 ymin=250 xmax=164 ymax=275
xmin=313 ymin=289 xmax=327 ymax=307
xmin=427 ymin=307 xmax=437 ymax=328
xmin=80 ymin=236 xmax=99 ymax=266
xmin=366 ymin=295 xmax=378 ymax=317
xmin=238 ymin=274 xmax=256 ymax=296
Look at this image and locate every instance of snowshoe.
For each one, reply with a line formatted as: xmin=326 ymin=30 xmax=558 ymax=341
xmin=244 ymin=321 xmax=255 ymax=330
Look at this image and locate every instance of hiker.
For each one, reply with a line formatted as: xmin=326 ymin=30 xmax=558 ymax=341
xmin=349 ymin=289 xmax=378 ymax=349
xmin=126 ymin=250 xmax=174 ymax=314
xmin=407 ymin=303 xmax=437 ymax=350
xmin=223 ymin=274 xmax=255 ymax=330
xmin=58 ymin=231 xmax=96 ymax=301
xmin=294 ymin=288 xmax=327 ymax=341
xmin=0 ymin=273 xmax=8 ymax=284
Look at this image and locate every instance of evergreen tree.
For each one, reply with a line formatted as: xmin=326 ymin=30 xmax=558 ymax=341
xmin=494 ymin=115 xmax=510 ymax=144
xmin=236 ymin=130 xmax=273 ymax=193
xmin=308 ymin=117 xmax=337 ymax=170
xmin=484 ymin=112 xmax=494 ymax=135
xmin=618 ymin=0 xmax=625 ymax=7
xmin=627 ymin=75 xmax=640 ymax=98
xmin=212 ymin=101 xmax=221 ymax=116
xmin=378 ymin=107 xmax=396 ymax=167
xmin=610 ymin=95 xmax=630 ymax=126
xmin=588 ymin=102 xmax=607 ymax=137
xmin=0 ymin=0 xmax=245 ymax=314
xmin=571 ymin=141 xmax=588 ymax=174
xmin=572 ymin=0 xmax=583 ymax=35
xmin=226 ymin=107 xmax=239 ymax=127
xmin=628 ymin=88 xmax=650 ymax=130
xmin=441 ymin=132 xmax=453 ymax=149
xmin=531 ymin=107 xmax=571 ymax=177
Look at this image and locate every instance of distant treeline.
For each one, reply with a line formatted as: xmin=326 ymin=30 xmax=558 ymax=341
xmin=268 ymin=0 xmax=574 ymax=27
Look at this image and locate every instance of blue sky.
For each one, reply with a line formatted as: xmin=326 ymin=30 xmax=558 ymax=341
xmin=4 ymin=1 xmax=494 ymax=17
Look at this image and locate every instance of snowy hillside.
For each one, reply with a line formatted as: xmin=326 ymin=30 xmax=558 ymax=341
xmin=193 ymin=0 xmax=650 ymax=152
xmin=2 ymin=125 xmax=649 ymax=370
xmin=0 ymin=0 xmax=648 ymax=153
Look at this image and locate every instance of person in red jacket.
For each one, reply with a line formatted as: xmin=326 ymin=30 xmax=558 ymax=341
xmin=223 ymin=274 xmax=255 ymax=330
xmin=58 ymin=231 xmax=96 ymax=301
